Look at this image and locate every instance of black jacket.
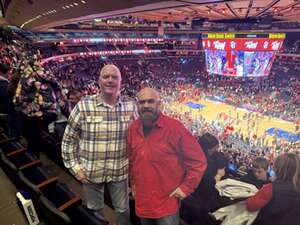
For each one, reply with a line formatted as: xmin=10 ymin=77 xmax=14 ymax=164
xmin=252 ymin=180 xmax=299 ymax=225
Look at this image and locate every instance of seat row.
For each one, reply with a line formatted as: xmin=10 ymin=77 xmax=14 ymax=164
xmin=0 ymin=129 xmax=108 ymax=225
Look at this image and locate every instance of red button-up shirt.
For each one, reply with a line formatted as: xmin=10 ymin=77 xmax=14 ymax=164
xmin=127 ymin=113 xmax=207 ymax=218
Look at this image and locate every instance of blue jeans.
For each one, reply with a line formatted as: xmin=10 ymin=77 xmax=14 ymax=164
xmin=140 ymin=212 xmax=179 ymax=225
xmin=83 ymin=179 xmax=131 ymax=225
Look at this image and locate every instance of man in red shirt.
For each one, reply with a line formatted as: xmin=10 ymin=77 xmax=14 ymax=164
xmin=127 ymin=87 xmax=207 ymax=225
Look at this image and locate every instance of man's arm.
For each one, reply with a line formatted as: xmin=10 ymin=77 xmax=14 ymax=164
xmin=246 ymin=183 xmax=272 ymax=212
xmin=127 ymin=124 xmax=136 ymax=197
xmin=61 ymin=102 xmax=83 ymax=177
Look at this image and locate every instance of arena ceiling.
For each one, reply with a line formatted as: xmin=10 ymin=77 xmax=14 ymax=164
xmin=4 ymin=0 xmax=300 ymax=31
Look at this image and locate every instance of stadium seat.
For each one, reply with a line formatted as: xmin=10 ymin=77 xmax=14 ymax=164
xmin=39 ymin=182 xmax=81 ymax=212
xmin=0 ymin=151 xmax=41 ymax=186
xmin=39 ymin=195 xmax=72 ymax=225
xmin=0 ymin=140 xmax=26 ymax=156
xmin=0 ymin=134 xmax=16 ymax=145
xmin=40 ymin=131 xmax=64 ymax=167
xmin=18 ymin=164 xmax=59 ymax=199
xmin=2 ymin=151 xmax=41 ymax=170
xmin=69 ymin=205 xmax=109 ymax=225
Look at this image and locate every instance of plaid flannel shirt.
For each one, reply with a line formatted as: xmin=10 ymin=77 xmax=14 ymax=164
xmin=61 ymin=94 xmax=137 ymax=183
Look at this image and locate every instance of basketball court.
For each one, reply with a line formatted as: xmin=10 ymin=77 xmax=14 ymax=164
xmin=167 ymin=98 xmax=298 ymax=148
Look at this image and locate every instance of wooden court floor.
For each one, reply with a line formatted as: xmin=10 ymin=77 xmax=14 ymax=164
xmin=167 ymin=98 xmax=298 ymax=148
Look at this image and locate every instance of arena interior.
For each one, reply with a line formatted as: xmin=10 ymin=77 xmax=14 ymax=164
xmin=0 ymin=0 xmax=300 ymax=225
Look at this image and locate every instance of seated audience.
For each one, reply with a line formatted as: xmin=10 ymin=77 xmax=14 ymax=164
xmin=241 ymin=157 xmax=270 ymax=188
xmin=181 ymin=133 xmax=228 ymax=225
xmin=246 ymin=152 xmax=300 ymax=225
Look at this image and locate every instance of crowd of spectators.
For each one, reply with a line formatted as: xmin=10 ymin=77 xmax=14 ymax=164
xmin=1 ymin=27 xmax=299 ymax=173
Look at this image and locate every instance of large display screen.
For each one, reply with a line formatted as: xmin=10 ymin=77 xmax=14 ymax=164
xmin=202 ymin=33 xmax=285 ymax=77
xmin=205 ymin=50 xmax=276 ymax=77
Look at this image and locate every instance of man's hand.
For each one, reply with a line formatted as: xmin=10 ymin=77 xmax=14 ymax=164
xmin=76 ymin=169 xmax=90 ymax=184
xmin=169 ymin=187 xmax=186 ymax=200
xmin=130 ymin=185 xmax=135 ymax=199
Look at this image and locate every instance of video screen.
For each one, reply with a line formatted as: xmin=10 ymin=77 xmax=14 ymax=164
xmin=202 ymin=33 xmax=285 ymax=77
xmin=205 ymin=50 xmax=276 ymax=77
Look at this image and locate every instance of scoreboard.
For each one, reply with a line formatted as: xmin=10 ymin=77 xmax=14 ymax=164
xmin=202 ymin=33 xmax=286 ymax=77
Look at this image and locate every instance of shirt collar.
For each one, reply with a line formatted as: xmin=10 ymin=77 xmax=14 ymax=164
xmin=155 ymin=112 xmax=164 ymax=128
xmin=96 ymin=93 xmax=123 ymax=108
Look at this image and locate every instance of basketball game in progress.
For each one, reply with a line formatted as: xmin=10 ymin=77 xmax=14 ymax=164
xmin=1 ymin=1 xmax=300 ymax=225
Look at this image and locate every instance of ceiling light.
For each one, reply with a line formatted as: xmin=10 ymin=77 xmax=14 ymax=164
xmin=74 ymin=2 xmax=79 ymax=6
xmin=222 ymin=9 xmax=226 ymax=14
xmin=62 ymin=6 xmax=66 ymax=9
xmin=70 ymin=4 xmax=74 ymax=7
xmin=81 ymin=0 xmax=86 ymax=3
xmin=66 ymin=5 xmax=70 ymax=8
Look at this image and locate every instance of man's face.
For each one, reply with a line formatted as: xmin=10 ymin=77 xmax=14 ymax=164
xmin=137 ymin=90 xmax=160 ymax=127
xmin=99 ymin=66 xmax=121 ymax=96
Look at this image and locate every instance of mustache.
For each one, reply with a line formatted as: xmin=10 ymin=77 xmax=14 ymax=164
xmin=141 ymin=109 xmax=154 ymax=113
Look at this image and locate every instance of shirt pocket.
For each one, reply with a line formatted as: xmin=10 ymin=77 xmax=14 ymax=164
xmin=150 ymin=143 xmax=176 ymax=164
xmin=82 ymin=116 xmax=104 ymax=139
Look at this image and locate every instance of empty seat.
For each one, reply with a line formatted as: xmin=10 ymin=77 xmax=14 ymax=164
xmin=39 ymin=195 xmax=72 ymax=225
xmin=0 ymin=151 xmax=41 ymax=187
xmin=0 ymin=132 xmax=15 ymax=144
xmin=18 ymin=164 xmax=58 ymax=198
xmin=70 ymin=205 xmax=109 ymax=225
xmin=40 ymin=182 xmax=81 ymax=212
xmin=4 ymin=151 xmax=41 ymax=170
xmin=0 ymin=140 xmax=26 ymax=156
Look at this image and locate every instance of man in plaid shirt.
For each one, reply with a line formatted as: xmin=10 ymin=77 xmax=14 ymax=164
xmin=62 ymin=64 xmax=136 ymax=225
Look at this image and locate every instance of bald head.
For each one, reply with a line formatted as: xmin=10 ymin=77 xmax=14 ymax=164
xmin=137 ymin=87 xmax=161 ymax=127
xmin=137 ymin=87 xmax=160 ymax=102
xmin=98 ymin=64 xmax=121 ymax=98
xmin=99 ymin=64 xmax=121 ymax=79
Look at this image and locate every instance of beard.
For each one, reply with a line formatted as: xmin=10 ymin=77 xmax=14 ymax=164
xmin=139 ymin=110 xmax=159 ymax=127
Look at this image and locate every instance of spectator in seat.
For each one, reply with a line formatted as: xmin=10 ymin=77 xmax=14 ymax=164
xmin=241 ymin=157 xmax=270 ymax=189
xmin=181 ymin=133 xmax=228 ymax=225
xmin=246 ymin=152 xmax=300 ymax=225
